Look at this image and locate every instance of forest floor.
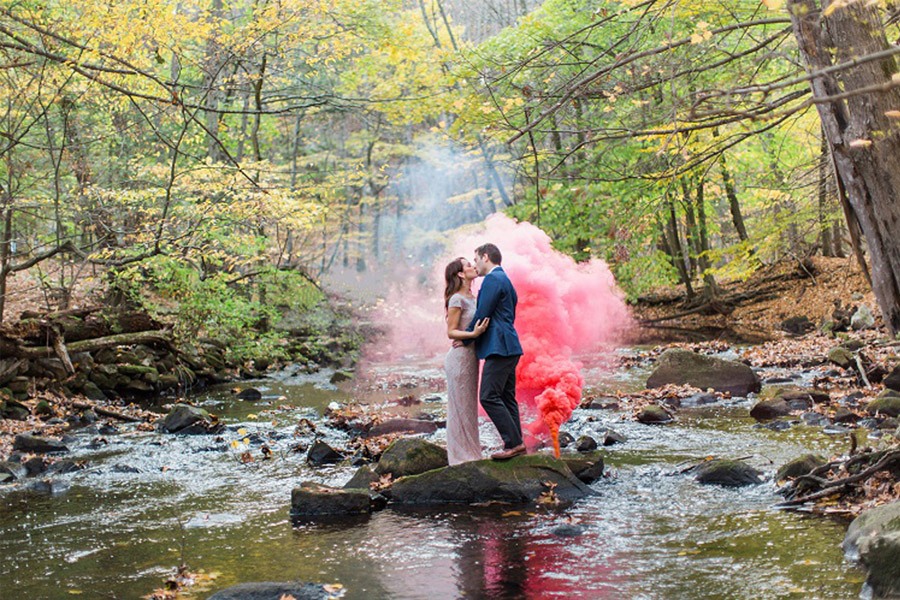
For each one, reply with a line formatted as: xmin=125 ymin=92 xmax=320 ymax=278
xmin=628 ymin=254 xmax=876 ymax=344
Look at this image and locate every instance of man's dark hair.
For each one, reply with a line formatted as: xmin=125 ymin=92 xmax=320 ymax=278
xmin=475 ymin=243 xmax=502 ymax=265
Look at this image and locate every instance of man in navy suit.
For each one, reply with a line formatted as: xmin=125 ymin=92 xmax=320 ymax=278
xmin=467 ymin=243 xmax=526 ymax=460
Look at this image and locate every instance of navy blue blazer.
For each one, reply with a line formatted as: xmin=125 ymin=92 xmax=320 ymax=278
xmin=467 ymin=266 xmax=523 ymax=360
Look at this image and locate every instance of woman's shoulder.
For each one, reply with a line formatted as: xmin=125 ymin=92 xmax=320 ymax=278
xmin=448 ymin=292 xmax=474 ymax=306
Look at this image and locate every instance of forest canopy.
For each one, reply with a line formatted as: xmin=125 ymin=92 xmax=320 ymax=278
xmin=2 ymin=0 xmax=900 ymax=345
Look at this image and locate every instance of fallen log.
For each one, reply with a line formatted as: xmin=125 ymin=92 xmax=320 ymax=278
xmin=70 ymin=400 xmax=149 ymax=423
xmin=0 ymin=330 xmax=174 ymax=360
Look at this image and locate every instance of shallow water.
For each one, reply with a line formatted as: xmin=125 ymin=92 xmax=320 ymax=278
xmin=0 ymin=352 xmax=866 ymax=599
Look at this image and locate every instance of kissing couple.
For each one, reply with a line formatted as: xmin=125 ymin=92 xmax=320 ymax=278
xmin=442 ymin=243 xmax=526 ymax=464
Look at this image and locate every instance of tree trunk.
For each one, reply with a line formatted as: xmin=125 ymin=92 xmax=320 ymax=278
xmin=817 ymin=132 xmax=834 ymax=256
xmin=681 ymin=178 xmax=699 ymax=277
xmin=720 ymin=152 xmax=749 ymax=244
xmin=664 ymin=196 xmax=695 ymax=299
xmin=695 ymin=177 xmax=720 ymax=300
xmin=0 ymin=204 xmax=11 ymax=323
xmin=203 ymin=0 xmax=225 ymax=162
xmin=789 ymin=0 xmax=900 ymax=333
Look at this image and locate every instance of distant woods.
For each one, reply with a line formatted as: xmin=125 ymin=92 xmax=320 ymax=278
xmin=1 ymin=0 xmax=900 ymax=334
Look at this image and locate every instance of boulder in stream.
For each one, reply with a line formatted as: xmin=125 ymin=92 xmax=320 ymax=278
xmin=390 ymin=454 xmax=594 ymax=505
xmin=637 ymin=404 xmax=673 ymax=424
xmin=374 ymin=437 xmax=447 ymax=478
xmin=291 ymin=482 xmax=374 ymax=517
xmin=560 ymin=451 xmax=605 ymax=484
xmin=12 ymin=433 xmax=68 ymax=454
xmin=867 ymin=393 xmax=900 ymax=418
xmin=366 ymin=418 xmax=438 ymax=437
xmin=646 ymin=349 xmax=761 ymax=396
xmin=160 ymin=404 xmax=222 ymax=434
xmin=207 ymin=581 xmax=331 ymax=600
xmin=775 ymin=454 xmax=827 ymax=481
xmin=307 ymin=440 xmax=344 ymax=466
xmin=749 ymin=398 xmax=792 ymax=421
xmin=690 ymin=459 xmax=763 ymax=487
xmin=843 ymin=501 xmax=900 ymax=599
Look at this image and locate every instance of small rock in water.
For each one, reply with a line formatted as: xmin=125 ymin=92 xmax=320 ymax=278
xmin=551 ymin=524 xmax=585 ymax=537
xmin=557 ymin=431 xmax=575 ymax=448
xmin=637 ymin=405 xmax=672 ymax=424
xmin=757 ymin=420 xmax=792 ymax=431
xmin=306 ymin=440 xmax=344 ymax=466
xmin=576 ymin=436 xmax=598 ymax=452
xmin=801 ymin=412 xmax=830 ymax=427
xmin=234 ymin=387 xmax=262 ymax=401
xmin=602 ymin=429 xmax=627 ymax=445
xmin=823 ymin=424 xmax=852 ymax=435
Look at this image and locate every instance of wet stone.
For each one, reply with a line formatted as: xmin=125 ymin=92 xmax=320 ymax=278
xmin=750 ymin=399 xmax=791 ymax=421
xmin=366 ymin=418 xmax=438 ymax=437
xmin=637 ymin=405 xmax=672 ymax=424
xmin=561 ymin=451 xmax=604 ymax=484
xmin=601 ymin=429 xmax=627 ymax=446
xmin=646 ymin=349 xmax=761 ymax=396
xmin=307 ymin=440 xmax=344 ymax=466
xmin=801 ymin=412 xmax=830 ymax=427
xmin=576 ymin=436 xmax=598 ymax=452
xmin=557 ymin=431 xmax=575 ymax=448
xmin=235 ymin=387 xmax=262 ymax=401
xmin=291 ymin=482 xmax=372 ymax=517
xmin=374 ymin=438 xmax=447 ymax=478
xmin=692 ymin=459 xmax=763 ymax=487
xmin=551 ymin=524 xmax=586 ymax=537
xmin=834 ymin=407 xmax=858 ymax=423
xmin=13 ymin=434 xmax=69 ymax=454
xmin=207 ymin=582 xmax=331 ymax=600
xmin=776 ymin=454 xmax=827 ymax=481
xmin=0 ymin=461 xmax=28 ymax=482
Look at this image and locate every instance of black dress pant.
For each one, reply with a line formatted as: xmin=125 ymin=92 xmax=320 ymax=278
xmin=479 ymin=354 xmax=522 ymax=449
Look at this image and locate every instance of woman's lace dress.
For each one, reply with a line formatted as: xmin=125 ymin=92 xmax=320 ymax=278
xmin=444 ymin=293 xmax=482 ymax=465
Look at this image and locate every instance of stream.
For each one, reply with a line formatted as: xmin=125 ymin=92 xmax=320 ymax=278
xmin=0 ymin=350 xmax=867 ymax=599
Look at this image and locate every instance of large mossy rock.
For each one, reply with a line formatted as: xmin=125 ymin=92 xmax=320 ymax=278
xmin=646 ymin=349 xmax=761 ymax=396
xmin=374 ymin=437 xmax=447 ymax=478
xmin=390 ymin=454 xmax=594 ymax=505
xmin=207 ymin=582 xmax=330 ymax=599
xmin=691 ymin=459 xmax=763 ymax=487
xmin=775 ymin=454 xmax=827 ymax=481
xmin=290 ymin=482 xmax=373 ymax=517
xmin=867 ymin=393 xmax=900 ymax=418
xmin=843 ymin=501 xmax=900 ymax=599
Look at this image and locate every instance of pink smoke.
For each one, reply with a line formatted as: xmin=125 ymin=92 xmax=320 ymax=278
xmin=452 ymin=215 xmax=633 ymax=452
xmin=363 ymin=214 xmax=632 ymax=451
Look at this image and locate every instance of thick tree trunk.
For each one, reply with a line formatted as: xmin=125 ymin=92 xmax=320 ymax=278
xmin=789 ymin=0 xmax=900 ymax=332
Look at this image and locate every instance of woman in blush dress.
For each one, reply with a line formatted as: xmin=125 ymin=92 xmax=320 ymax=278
xmin=443 ymin=257 xmax=490 ymax=465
